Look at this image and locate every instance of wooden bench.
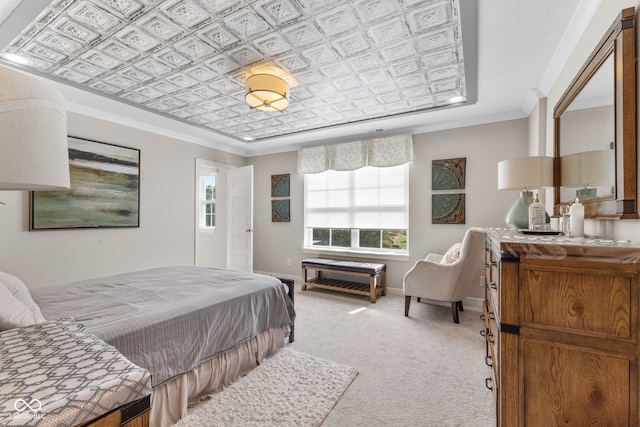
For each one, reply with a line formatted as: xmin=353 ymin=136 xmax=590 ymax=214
xmin=301 ymin=258 xmax=386 ymax=303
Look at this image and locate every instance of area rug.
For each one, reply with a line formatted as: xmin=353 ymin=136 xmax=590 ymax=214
xmin=174 ymin=348 xmax=358 ymax=427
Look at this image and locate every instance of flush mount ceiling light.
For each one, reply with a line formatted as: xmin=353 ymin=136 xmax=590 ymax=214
xmin=245 ymin=74 xmax=289 ymax=113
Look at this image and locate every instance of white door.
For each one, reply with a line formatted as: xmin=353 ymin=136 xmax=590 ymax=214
xmin=227 ymin=165 xmax=253 ymax=272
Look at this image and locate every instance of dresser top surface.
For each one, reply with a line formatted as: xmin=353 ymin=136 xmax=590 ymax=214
xmin=486 ymin=228 xmax=640 ymax=262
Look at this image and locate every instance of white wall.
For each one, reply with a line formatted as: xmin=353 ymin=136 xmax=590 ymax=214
xmin=0 ymin=112 xmax=245 ymax=288
xmin=249 ymin=118 xmax=529 ymax=298
xmin=544 ymin=0 xmax=640 ymax=241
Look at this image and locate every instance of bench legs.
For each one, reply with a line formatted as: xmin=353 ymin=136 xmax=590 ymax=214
xmin=301 ymin=266 xmax=385 ymax=303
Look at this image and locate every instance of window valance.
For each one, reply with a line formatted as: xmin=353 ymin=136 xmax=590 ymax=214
xmin=297 ymin=135 xmax=413 ymax=173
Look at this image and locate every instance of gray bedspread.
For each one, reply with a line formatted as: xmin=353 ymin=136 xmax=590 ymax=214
xmin=31 ymin=266 xmax=295 ymax=387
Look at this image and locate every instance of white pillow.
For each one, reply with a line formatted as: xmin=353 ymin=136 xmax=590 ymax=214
xmin=0 ymin=271 xmax=45 ymax=330
xmin=440 ymin=243 xmax=462 ymax=264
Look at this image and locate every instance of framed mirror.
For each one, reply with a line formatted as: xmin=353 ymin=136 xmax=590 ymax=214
xmin=553 ymin=7 xmax=637 ymax=218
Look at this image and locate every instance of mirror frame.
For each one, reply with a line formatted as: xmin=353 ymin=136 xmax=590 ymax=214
xmin=553 ymin=7 xmax=637 ymax=218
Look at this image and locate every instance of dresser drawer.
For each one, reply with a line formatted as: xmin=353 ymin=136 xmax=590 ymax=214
xmin=520 ymin=266 xmax=632 ymax=338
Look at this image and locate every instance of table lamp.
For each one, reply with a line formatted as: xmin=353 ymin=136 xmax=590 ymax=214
xmin=0 ymin=65 xmax=69 ymax=190
xmin=560 ymin=150 xmax=614 ymax=200
xmin=498 ymin=156 xmax=553 ymax=229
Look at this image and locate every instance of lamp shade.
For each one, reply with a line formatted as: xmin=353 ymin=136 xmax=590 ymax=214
xmin=0 ymin=66 xmax=69 ymax=190
xmin=498 ymin=156 xmax=553 ymax=191
xmin=560 ymin=150 xmax=614 ymax=187
xmin=245 ymin=74 xmax=289 ymax=112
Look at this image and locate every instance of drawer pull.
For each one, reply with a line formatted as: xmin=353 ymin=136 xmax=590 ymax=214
xmin=487 ymin=311 xmax=495 ymax=320
xmin=488 ymin=282 xmax=497 ymax=290
xmin=485 ymin=355 xmax=493 ymax=367
xmin=485 ymin=377 xmax=493 ymax=391
xmin=487 ymin=332 xmax=495 ymax=344
xmin=480 ymin=314 xmax=485 ymax=321
xmin=480 ymin=329 xmax=486 ymax=337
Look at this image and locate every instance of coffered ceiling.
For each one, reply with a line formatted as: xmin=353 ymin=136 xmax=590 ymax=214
xmin=0 ymin=0 xmax=582 ymax=156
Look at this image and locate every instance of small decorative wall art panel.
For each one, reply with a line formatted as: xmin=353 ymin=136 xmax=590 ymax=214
xmin=31 ymin=137 xmax=140 ymax=230
xmin=272 ymin=199 xmax=290 ymax=222
xmin=432 ymin=157 xmax=466 ymax=190
xmin=271 ymin=173 xmax=290 ymax=197
xmin=432 ymin=193 xmax=465 ymax=224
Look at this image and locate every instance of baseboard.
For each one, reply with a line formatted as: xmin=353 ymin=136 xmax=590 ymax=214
xmin=256 ymin=271 xmax=484 ymax=313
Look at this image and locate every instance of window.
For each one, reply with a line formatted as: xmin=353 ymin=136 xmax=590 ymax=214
xmin=199 ymin=169 xmax=217 ymax=230
xmin=304 ymin=164 xmax=409 ymax=254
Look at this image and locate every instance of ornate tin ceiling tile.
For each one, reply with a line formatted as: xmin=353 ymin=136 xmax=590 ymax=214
xmin=154 ymin=48 xmax=192 ymax=68
xmin=115 ymin=27 xmax=161 ymax=51
xmin=174 ymin=36 xmax=215 ymax=60
xmin=120 ymin=66 xmax=154 ymax=82
xmin=314 ymin=5 xmax=359 ymax=37
xmin=166 ymin=72 xmax=199 ymax=88
xmin=134 ymin=57 xmax=174 ymax=77
xmin=81 ymin=50 xmax=122 ymax=69
xmin=161 ymin=0 xmax=210 ymax=29
xmin=50 ymin=17 xmax=101 ymax=44
xmin=97 ymin=40 xmax=140 ymax=61
xmin=406 ymin=2 xmax=452 ymax=35
xmin=254 ymin=0 xmax=303 ymax=27
xmin=223 ymin=8 xmax=271 ymax=39
xmin=67 ymin=2 xmax=123 ymax=33
xmin=366 ymin=16 xmax=409 ymax=48
xmin=380 ymin=39 xmax=416 ymax=62
xmin=354 ymin=0 xmax=402 ymax=25
xmin=280 ymin=21 xmax=323 ymax=48
xmin=103 ymin=73 xmax=139 ymax=89
xmin=52 ymin=67 xmax=93 ymax=84
xmin=93 ymin=0 xmax=145 ymax=18
xmin=252 ymin=33 xmax=292 ymax=57
xmin=204 ymin=54 xmax=241 ymax=74
xmin=35 ymin=31 xmax=84 ymax=56
xmin=332 ymin=32 xmax=371 ymax=58
xmin=136 ymin=12 xmax=184 ymax=41
xmin=183 ymin=65 xmax=217 ymax=81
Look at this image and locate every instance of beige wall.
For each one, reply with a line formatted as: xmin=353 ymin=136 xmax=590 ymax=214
xmin=0 ymin=112 xmax=245 ymax=288
xmin=544 ymin=0 xmax=640 ymax=240
xmin=249 ymin=118 xmax=529 ymax=297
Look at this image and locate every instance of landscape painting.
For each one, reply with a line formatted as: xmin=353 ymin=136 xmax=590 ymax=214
xmin=31 ymin=137 xmax=140 ymax=230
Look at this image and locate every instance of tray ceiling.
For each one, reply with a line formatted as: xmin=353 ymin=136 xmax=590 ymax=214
xmin=0 ymin=0 xmax=473 ymax=144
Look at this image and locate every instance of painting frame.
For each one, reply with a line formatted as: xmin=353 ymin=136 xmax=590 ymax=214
xmin=272 ymin=199 xmax=290 ymax=222
xmin=432 ymin=157 xmax=466 ymax=190
xmin=271 ymin=173 xmax=290 ymax=197
xmin=30 ymin=136 xmax=140 ymax=230
xmin=432 ymin=193 xmax=466 ymax=224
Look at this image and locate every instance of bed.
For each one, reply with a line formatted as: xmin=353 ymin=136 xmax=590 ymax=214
xmin=28 ymin=265 xmax=296 ymax=427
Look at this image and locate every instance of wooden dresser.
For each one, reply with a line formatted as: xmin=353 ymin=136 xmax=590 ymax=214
xmin=483 ymin=228 xmax=640 ymax=426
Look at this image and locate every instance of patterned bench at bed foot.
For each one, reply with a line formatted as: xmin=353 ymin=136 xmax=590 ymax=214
xmin=301 ymin=258 xmax=386 ymax=303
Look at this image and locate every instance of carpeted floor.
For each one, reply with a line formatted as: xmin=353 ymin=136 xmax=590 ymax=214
xmin=174 ymin=348 xmax=358 ymax=427
xmin=289 ymin=285 xmax=495 ymax=427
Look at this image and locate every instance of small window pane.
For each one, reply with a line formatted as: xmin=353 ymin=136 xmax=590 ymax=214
xmin=312 ymin=228 xmax=330 ymax=246
xmin=382 ymin=230 xmax=407 ymax=250
xmin=359 ymin=230 xmax=381 ymax=248
xmin=331 ymin=229 xmax=351 ymax=247
xmin=204 ymin=175 xmax=216 ymax=201
xmin=205 ymin=203 xmax=215 ymax=227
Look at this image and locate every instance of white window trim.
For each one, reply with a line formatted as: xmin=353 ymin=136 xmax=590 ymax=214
xmin=196 ymin=160 xmax=218 ymax=234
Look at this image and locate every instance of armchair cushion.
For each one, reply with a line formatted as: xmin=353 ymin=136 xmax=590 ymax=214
xmin=425 ymin=253 xmax=443 ymax=263
xmin=440 ymin=243 xmax=462 ymax=264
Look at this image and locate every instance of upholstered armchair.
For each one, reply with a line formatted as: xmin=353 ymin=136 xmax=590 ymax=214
xmin=403 ymin=227 xmax=486 ymax=323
